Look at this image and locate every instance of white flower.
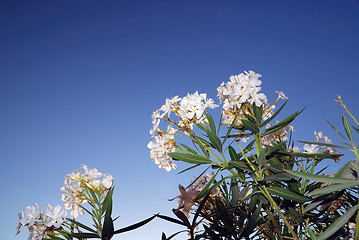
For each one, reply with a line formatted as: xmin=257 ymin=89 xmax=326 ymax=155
xmin=314 ymin=131 xmax=324 ymax=141
xmin=20 ymin=204 xmax=41 ymax=227
xmin=15 ymin=211 xmax=25 ymax=235
xmin=147 ymin=131 xmax=177 ymax=171
xmin=275 ymin=91 xmax=288 ymax=99
xmin=81 ymin=165 xmax=102 ymax=179
xmin=303 ymin=144 xmax=320 ymax=154
xmin=28 ymin=224 xmax=48 ymax=240
xmin=288 ymin=146 xmax=301 ymax=152
xmin=101 ymin=174 xmax=114 ymax=189
xmin=44 ymin=204 xmax=67 ymax=228
xmin=177 ymin=91 xmax=218 ymax=124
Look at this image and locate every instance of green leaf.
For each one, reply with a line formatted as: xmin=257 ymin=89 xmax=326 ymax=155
xmin=335 ymin=160 xmax=354 ymax=178
xmin=304 ymin=201 xmax=323 ymax=213
xmin=102 ymin=215 xmax=114 ymax=240
xmin=195 ymin=136 xmax=212 ymax=148
xmin=221 ymin=114 xmax=239 ymax=145
xmin=206 ymin=129 xmax=222 ymax=152
xmin=195 ymin=123 xmax=207 ymax=132
xmin=326 ymin=119 xmax=349 ymax=141
xmin=180 ymin=143 xmax=197 ymax=154
xmin=298 ymin=140 xmax=350 ymax=151
xmin=157 ymin=214 xmax=188 ymax=227
xmin=102 ymin=187 xmax=114 ymax=216
xmin=262 ymin=110 xmax=301 ymax=136
xmin=261 ymin=101 xmax=287 ymax=127
xmin=102 ymin=188 xmax=114 ymax=240
xmin=177 ymin=164 xmax=201 ymax=174
xmin=285 ymin=170 xmax=357 ymax=184
xmin=264 ymin=172 xmax=295 ymax=181
xmin=267 ymin=187 xmax=311 ymax=202
xmin=253 ymin=105 xmax=263 ymax=124
xmin=241 ymin=202 xmax=262 ymax=237
xmin=308 ymin=181 xmax=359 ymax=196
xmin=47 ymin=234 xmax=66 ymax=240
xmin=206 ymin=113 xmax=216 ymax=133
xmin=228 ymin=146 xmax=239 ymax=161
xmin=67 ymin=218 xmax=98 ymax=233
xmin=307 ymin=227 xmax=319 ymax=240
xmin=195 ymin=170 xmax=222 ymax=200
xmin=172 ymin=209 xmax=190 ymax=227
xmin=280 ymin=151 xmax=342 ymax=159
xmin=242 ymin=119 xmax=259 ymax=133
xmin=72 ymin=233 xmax=100 ymax=239
xmin=317 ymin=204 xmax=358 ymax=240
xmin=114 ymin=214 xmax=157 ymax=234
xmin=342 ymin=115 xmax=353 ymax=141
xmin=169 ymin=152 xmax=212 ymax=164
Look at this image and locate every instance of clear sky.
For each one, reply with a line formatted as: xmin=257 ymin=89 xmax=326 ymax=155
xmin=1 ymin=0 xmax=358 ymax=239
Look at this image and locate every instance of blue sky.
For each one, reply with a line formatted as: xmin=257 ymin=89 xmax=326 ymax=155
xmin=1 ymin=0 xmax=358 ymax=239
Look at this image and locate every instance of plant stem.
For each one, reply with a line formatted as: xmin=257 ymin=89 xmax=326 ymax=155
xmin=260 ymin=186 xmax=299 ymax=240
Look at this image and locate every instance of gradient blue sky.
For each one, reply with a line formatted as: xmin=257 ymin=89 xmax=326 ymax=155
xmin=1 ymin=1 xmax=358 ymax=239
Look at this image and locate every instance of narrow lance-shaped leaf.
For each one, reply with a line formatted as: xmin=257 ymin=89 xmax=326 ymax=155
xmin=114 ymin=214 xmax=157 ymax=234
xmin=102 ymin=188 xmax=114 ymax=240
xmin=169 ymin=152 xmax=212 ymax=164
xmin=285 ymin=170 xmax=358 ymax=184
xmin=180 ymin=143 xmax=197 ymax=154
xmin=206 ymin=113 xmax=216 ymax=133
xmin=299 ymin=140 xmax=350 ymax=151
xmin=72 ymin=233 xmax=100 ymax=239
xmin=228 ymin=146 xmax=239 ymax=161
xmin=262 ymin=109 xmax=302 ymax=136
xmin=242 ymin=119 xmax=259 ymax=133
xmin=317 ymin=204 xmax=358 ymax=240
xmin=308 ymin=181 xmax=359 ymax=196
xmin=267 ymin=187 xmax=311 ymax=202
xmin=261 ymin=101 xmax=287 ymax=127
xmin=67 ymin=218 xmax=98 ymax=234
xmin=157 ymin=214 xmax=189 ymax=227
xmin=342 ymin=115 xmax=353 ymax=141
xmin=206 ymin=129 xmax=222 ymax=152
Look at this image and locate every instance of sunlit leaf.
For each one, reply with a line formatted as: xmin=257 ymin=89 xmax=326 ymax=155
xmin=169 ymin=152 xmax=212 ymax=164
xmin=180 ymin=143 xmax=197 ymax=154
xmin=342 ymin=115 xmax=353 ymax=141
xmin=308 ymin=182 xmax=358 ymax=196
xmin=242 ymin=119 xmax=259 ymax=133
xmin=262 ymin=110 xmax=301 ymax=136
xmin=206 ymin=113 xmax=216 ymax=133
xmin=206 ymin=129 xmax=222 ymax=152
xmin=285 ymin=170 xmax=357 ymax=184
xmin=317 ymin=204 xmax=358 ymax=240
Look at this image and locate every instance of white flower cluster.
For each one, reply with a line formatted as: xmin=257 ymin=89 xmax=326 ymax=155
xmin=261 ymin=125 xmax=294 ymax=147
xmin=148 ymin=92 xmax=217 ymax=171
xmin=16 ymin=203 xmax=67 ymax=240
xmin=300 ymin=131 xmax=340 ymax=161
xmin=217 ymin=71 xmax=268 ymax=125
xmin=61 ymin=165 xmax=114 ymax=218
